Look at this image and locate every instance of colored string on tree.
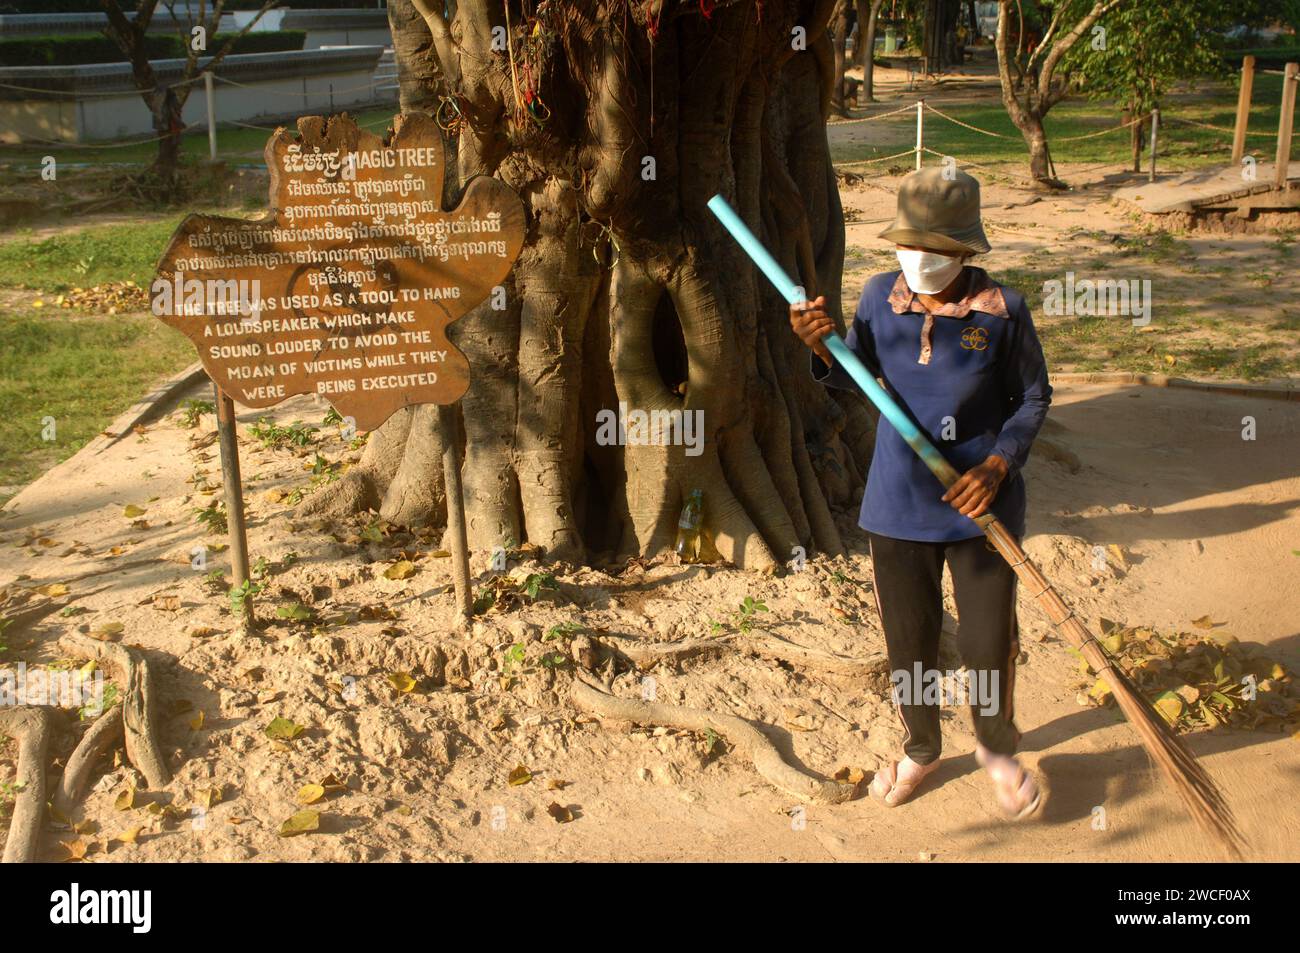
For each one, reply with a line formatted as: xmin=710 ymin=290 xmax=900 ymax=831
xmin=435 ymin=94 xmax=466 ymax=137
xmin=645 ymin=0 xmax=660 ymax=41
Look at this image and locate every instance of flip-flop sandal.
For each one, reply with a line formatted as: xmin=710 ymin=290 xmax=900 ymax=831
xmin=868 ymin=756 xmax=938 ymax=807
xmin=976 ymin=745 xmax=1042 ymax=820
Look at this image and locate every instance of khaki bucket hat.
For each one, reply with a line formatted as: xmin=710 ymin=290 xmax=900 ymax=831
xmin=879 ymin=166 xmax=991 ymax=256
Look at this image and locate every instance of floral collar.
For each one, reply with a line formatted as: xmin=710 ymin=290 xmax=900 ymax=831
xmin=887 ymin=267 xmax=1009 ymax=319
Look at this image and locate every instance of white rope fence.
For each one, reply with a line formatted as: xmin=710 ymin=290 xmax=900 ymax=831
xmin=830 ymin=97 xmax=1288 ymax=184
xmin=827 ymin=103 xmax=917 ymax=126
xmin=0 ymin=74 xmax=205 ymax=97
xmin=213 ymin=75 xmax=385 ymax=98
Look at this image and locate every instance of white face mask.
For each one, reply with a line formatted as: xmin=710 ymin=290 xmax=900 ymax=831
xmin=896 ymin=248 xmax=965 ymax=295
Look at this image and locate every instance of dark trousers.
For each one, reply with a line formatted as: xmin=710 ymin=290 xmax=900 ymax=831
xmin=868 ymin=532 xmax=1021 ymax=765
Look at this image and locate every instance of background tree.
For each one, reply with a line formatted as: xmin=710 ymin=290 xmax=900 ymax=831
xmin=830 ymin=0 xmax=854 ymax=115
xmin=855 ymin=0 xmax=885 ymax=104
xmin=1063 ymin=1 xmax=1234 ymax=173
xmin=100 ymin=0 xmax=278 ymax=192
xmin=993 ymin=0 xmax=1128 ymax=188
xmin=304 ymin=0 xmax=876 ymax=572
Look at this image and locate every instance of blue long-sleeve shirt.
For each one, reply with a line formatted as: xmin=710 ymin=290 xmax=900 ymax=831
xmin=812 ymin=268 xmax=1052 ymax=542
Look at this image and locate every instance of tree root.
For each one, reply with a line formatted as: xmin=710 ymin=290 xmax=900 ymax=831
xmin=569 ymin=675 xmax=854 ymax=805
xmin=603 ymin=629 xmax=888 ymax=680
xmin=53 ymin=706 xmax=124 ymax=821
xmin=58 ymin=635 xmax=171 ymax=789
xmin=0 ymin=707 xmax=52 ymax=864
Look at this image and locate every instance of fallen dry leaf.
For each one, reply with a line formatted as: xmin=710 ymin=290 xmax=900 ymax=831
xmin=383 ymin=560 xmax=417 ymax=581
xmin=387 ymin=671 xmax=417 ymax=694
xmin=58 ymin=838 xmax=89 ymax=862
xmin=278 ymin=810 xmax=320 ymax=837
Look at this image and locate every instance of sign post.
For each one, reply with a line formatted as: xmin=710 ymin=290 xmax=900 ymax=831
xmin=437 ymin=404 xmax=472 ymax=620
xmin=213 ymin=384 xmax=252 ymax=626
xmin=153 ymin=113 xmax=524 ymax=626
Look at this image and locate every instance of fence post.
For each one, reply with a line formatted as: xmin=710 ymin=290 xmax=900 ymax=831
xmin=1275 ymin=62 xmax=1298 ymax=190
xmin=1231 ymin=55 xmax=1255 ymax=165
xmin=1148 ymin=108 xmax=1159 ymax=183
xmin=204 ymin=70 xmax=217 ymax=162
xmin=915 ymin=99 xmax=923 ymax=171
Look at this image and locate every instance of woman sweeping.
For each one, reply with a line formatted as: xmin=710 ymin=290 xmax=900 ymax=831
xmin=790 ymin=167 xmax=1052 ymax=817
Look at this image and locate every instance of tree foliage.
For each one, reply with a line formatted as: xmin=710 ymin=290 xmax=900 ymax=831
xmin=1063 ymin=0 xmax=1236 ymax=117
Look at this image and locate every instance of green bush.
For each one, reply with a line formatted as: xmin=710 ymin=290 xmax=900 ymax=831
xmin=0 ymin=30 xmax=306 ymax=68
xmin=1223 ymin=45 xmax=1300 ymax=69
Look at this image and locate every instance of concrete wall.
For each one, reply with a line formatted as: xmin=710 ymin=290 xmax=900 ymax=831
xmin=0 ymin=47 xmax=389 ymax=144
xmin=0 ymin=10 xmax=239 ymax=37
xmin=0 ymin=8 xmax=392 ymax=50
xmin=281 ymin=10 xmax=392 ymax=50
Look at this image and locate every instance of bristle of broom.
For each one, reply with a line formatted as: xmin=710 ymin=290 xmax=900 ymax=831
xmin=1098 ymin=657 xmax=1246 ymax=859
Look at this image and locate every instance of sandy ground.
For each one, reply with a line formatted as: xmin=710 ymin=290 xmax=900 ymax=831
xmin=0 ymin=370 xmax=1296 ymax=863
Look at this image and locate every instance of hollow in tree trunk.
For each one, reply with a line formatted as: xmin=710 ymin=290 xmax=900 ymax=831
xmin=304 ymin=0 xmax=876 ymax=573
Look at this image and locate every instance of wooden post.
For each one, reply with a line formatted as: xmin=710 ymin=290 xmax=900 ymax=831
xmin=1275 ymin=62 xmax=1298 ymax=190
xmin=437 ymin=403 xmax=473 ymax=623
xmin=214 ymin=384 xmax=252 ymax=626
xmin=1231 ymin=56 xmax=1255 ymax=166
xmin=204 ymin=70 xmax=217 ymax=162
xmin=915 ymin=99 xmax=924 ymax=170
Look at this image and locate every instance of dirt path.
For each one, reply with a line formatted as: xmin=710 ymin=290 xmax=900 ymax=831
xmin=1 ymin=372 xmax=1295 ymax=863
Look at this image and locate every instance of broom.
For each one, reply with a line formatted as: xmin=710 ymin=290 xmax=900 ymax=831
xmin=708 ymin=194 xmax=1246 ymax=859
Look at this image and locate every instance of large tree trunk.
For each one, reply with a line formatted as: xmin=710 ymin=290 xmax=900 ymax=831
xmin=305 ymin=0 xmax=874 ymax=572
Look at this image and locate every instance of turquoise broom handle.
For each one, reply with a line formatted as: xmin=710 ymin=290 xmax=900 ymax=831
xmin=706 ymin=194 xmax=960 ymax=488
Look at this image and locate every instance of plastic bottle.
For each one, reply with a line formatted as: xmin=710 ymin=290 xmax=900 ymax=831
xmin=675 ymin=489 xmax=704 ymax=563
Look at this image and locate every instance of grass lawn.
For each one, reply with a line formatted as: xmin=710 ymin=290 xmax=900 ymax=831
xmin=0 ymin=106 xmax=398 ymax=168
xmin=0 ymin=216 xmax=208 ymax=499
xmin=989 ymin=239 xmax=1300 ymax=382
xmin=831 ymin=74 xmax=1296 ymax=174
xmin=0 ymin=218 xmax=184 ymax=290
xmin=0 ymin=305 xmax=194 ymax=499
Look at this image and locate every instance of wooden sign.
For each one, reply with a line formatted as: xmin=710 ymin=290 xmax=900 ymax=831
xmin=153 ymin=113 xmax=525 ymax=432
